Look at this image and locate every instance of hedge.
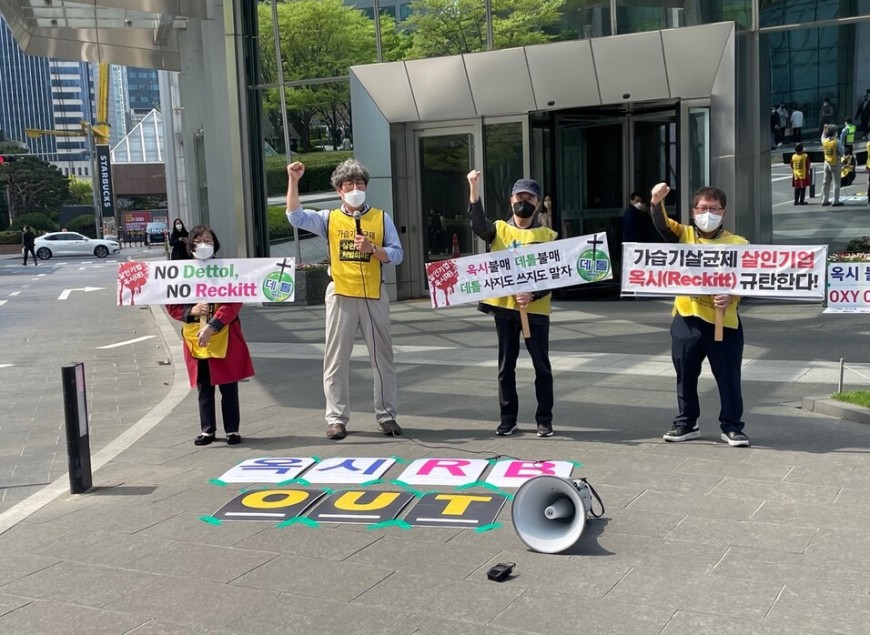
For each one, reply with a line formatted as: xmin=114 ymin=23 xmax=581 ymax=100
xmin=264 ymin=150 xmax=352 ymax=196
xmin=0 ymin=231 xmax=21 ymax=245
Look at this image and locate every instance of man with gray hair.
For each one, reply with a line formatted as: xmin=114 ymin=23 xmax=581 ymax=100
xmin=821 ymin=123 xmax=845 ymax=207
xmin=286 ymin=159 xmax=404 ymax=440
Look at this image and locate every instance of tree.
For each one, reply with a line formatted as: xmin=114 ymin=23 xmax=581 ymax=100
xmin=68 ymin=177 xmax=93 ymax=205
xmin=403 ymin=0 xmax=565 ymax=58
xmin=257 ymin=0 xmax=378 ymax=152
xmin=0 ymin=156 xmax=69 ymax=227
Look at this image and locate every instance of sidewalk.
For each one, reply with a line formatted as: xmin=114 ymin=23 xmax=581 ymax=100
xmin=1 ymin=298 xmax=869 ymax=633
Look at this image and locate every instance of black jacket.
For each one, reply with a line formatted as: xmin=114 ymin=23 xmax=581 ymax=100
xmin=169 ymin=227 xmax=189 ymax=260
xmin=22 ymin=229 xmax=35 ymax=248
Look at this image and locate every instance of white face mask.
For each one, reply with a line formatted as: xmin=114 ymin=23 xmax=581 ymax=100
xmin=193 ymin=243 xmax=214 ymax=260
xmin=694 ymin=212 xmax=723 ymax=233
xmin=343 ymin=189 xmax=366 ymax=208
xmin=175 ymin=223 xmax=182 ymax=229
xmin=632 ymin=201 xmax=645 ymax=210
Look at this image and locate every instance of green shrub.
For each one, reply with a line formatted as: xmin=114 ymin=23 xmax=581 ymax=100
xmin=268 ymin=205 xmax=294 ymax=240
xmin=9 ymin=212 xmax=56 ymax=233
xmin=66 ymin=215 xmax=98 ymax=238
xmin=844 ymin=236 xmax=870 ymax=253
xmin=264 ymin=151 xmax=352 ymax=196
xmin=0 ymin=231 xmax=21 ymax=245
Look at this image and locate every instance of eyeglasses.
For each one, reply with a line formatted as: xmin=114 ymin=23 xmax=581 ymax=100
xmin=693 ymin=206 xmax=724 ymax=214
xmin=340 ymin=179 xmax=366 ymax=191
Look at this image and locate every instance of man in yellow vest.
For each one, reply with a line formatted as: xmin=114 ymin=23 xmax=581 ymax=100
xmin=839 ymin=116 xmax=856 ymax=150
xmin=286 ymin=159 xmax=404 ymax=440
xmin=467 ymin=170 xmax=558 ymax=437
xmin=821 ymin=124 xmax=845 ymax=207
xmin=649 ymin=182 xmax=750 ymax=447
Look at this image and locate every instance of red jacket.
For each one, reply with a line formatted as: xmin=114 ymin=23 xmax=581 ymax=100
xmin=166 ymin=303 xmax=255 ymax=387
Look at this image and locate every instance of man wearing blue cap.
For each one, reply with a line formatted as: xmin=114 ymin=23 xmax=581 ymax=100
xmin=467 ymin=170 xmax=559 ymax=437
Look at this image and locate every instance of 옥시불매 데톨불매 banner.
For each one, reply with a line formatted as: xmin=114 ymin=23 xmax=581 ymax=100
xmin=117 ymin=257 xmax=296 ymax=306
xmin=621 ymin=243 xmax=827 ymax=299
xmin=425 ymin=233 xmax=612 ymax=308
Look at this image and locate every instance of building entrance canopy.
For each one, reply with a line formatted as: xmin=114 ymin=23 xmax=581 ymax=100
xmin=0 ymin=0 xmax=208 ymax=70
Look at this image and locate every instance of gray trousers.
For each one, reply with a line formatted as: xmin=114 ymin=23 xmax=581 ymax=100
xmin=822 ymin=161 xmax=840 ymax=203
xmin=323 ymin=281 xmax=397 ymax=426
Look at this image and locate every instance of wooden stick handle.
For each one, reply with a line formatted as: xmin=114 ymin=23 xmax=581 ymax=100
xmin=520 ymin=307 xmax=531 ymax=339
xmin=714 ymin=307 xmax=724 ymax=342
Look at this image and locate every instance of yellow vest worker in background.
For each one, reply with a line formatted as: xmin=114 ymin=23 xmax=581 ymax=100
xmin=467 ymin=170 xmax=558 ymax=438
xmin=821 ymin=124 xmax=845 ymax=207
xmin=286 ymin=159 xmax=404 ymax=441
xmin=650 ymin=183 xmax=751 ymax=447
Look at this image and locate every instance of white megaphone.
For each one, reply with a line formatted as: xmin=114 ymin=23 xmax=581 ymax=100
xmin=511 ymin=475 xmax=602 ymax=554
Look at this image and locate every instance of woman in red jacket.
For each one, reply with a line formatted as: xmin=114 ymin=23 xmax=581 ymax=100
xmin=167 ymin=225 xmax=254 ymax=446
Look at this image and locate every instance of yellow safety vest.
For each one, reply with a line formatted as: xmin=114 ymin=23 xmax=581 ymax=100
xmin=866 ymin=141 xmax=870 ymax=169
xmin=664 ymin=217 xmax=748 ymax=329
xmin=327 ymin=208 xmax=384 ymax=299
xmin=842 ymin=154 xmax=854 ymax=178
xmin=790 ymin=153 xmax=808 ymax=179
xmin=822 ymin=137 xmax=839 ymax=165
xmin=845 ymin=123 xmax=856 ymax=143
xmin=481 ymin=220 xmax=558 ymax=316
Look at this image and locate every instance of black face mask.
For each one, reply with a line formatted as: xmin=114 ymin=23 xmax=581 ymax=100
xmin=512 ymin=201 xmax=536 ymax=219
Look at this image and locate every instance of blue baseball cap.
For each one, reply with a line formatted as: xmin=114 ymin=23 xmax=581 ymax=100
xmin=511 ymin=178 xmax=542 ymax=199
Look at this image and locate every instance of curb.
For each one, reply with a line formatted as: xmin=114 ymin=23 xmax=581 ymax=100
xmin=802 ymin=396 xmax=870 ymax=425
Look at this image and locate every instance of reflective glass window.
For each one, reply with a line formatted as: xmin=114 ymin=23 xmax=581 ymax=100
xmin=616 ymin=0 xmax=752 ymax=34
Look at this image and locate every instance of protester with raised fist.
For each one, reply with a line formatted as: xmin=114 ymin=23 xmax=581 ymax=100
xmin=467 ymin=170 xmax=558 ymax=438
xmin=649 ymin=183 xmax=751 ymax=447
xmin=286 ymin=159 xmax=404 ymax=440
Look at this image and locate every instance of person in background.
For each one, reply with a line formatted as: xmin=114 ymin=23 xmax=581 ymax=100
xmin=840 ymin=147 xmax=855 ymax=188
xmin=776 ymin=103 xmax=789 ymax=145
xmin=467 ymin=170 xmax=558 ymax=438
xmin=790 ymin=107 xmax=804 ymax=143
xmin=622 ymin=191 xmax=657 ymax=243
xmin=649 ymin=182 xmax=751 ymax=447
xmin=790 ymin=143 xmax=810 ymax=205
xmin=169 ymin=218 xmax=189 ymax=261
xmin=821 ymin=123 xmax=845 ymax=207
xmin=286 ymin=159 xmax=404 ymax=441
xmin=538 ymin=195 xmax=554 ymax=230
xmin=866 ymin=138 xmax=870 ymax=207
xmin=856 ymin=90 xmax=870 ymax=140
xmin=819 ymin=98 xmax=834 ymax=136
xmin=840 ymin=116 xmax=857 ymax=151
xmin=21 ymin=225 xmax=37 ymax=266
xmin=167 ymin=225 xmax=254 ymax=446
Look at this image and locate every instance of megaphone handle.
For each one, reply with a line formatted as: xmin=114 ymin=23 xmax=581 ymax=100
xmin=582 ymin=479 xmax=605 ymax=518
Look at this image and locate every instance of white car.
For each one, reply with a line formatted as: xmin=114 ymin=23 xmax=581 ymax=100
xmin=35 ymin=232 xmax=121 ymax=260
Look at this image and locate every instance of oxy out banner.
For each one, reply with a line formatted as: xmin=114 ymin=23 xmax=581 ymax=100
xmin=825 ymin=261 xmax=870 ymax=313
xmin=425 ymin=234 xmax=612 ymax=308
xmin=117 ymin=257 xmax=296 ymax=306
xmin=621 ymin=243 xmax=827 ymax=299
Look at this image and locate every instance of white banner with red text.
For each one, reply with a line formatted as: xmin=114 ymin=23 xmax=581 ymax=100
xmin=117 ymin=257 xmax=296 ymax=306
xmin=824 ymin=261 xmax=870 ymax=313
xmin=621 ymin=243 xmax=827 ymax=299
xmin=425 ymin=233 xmax=612 ymax=308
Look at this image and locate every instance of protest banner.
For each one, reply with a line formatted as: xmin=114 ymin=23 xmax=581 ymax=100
xmin=117 ymin=257 xmax=295 ymax=306
xmin=824 ymin=260 xmax=870 ymax=313
xmin=425 ymin=233 xmax=612 ymax=309
xmin=621 ymin=243 xmax=827 ymax=299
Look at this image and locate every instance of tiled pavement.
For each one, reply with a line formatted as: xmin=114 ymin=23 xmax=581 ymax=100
xmin=1 ymin=293 xmax=869 ymax=633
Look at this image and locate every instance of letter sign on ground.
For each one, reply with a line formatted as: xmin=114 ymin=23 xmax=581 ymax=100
xmin=217 ymin=457 xmax=316 ymax=483
xmin=395 ymin=458 xmax=490 ymax=487
xmin=484 ymin=460 xmax=575 ymax=488
xmin=402 ymin=493 xmax=508 ymax=528
xmin=302 ymin=457 xmax=395 ymax=484
xmin=307 ymin=490 xmax=415 ymax=524
xmin=213 ymin=488 xmax=325 ymax=521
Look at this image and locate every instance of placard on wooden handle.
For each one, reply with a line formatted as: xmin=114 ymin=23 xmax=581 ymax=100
xmin=714 ymin=307 xmax=724 ymax=342
xmin=520 ymin=307 xmax=531 ymax=339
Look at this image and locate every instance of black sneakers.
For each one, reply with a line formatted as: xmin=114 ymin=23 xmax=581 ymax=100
xmin=496 ymin=421 xmax=518 ymax=436
xmin=226 ymin=433 xmax=242 ymax=445
xmin=662 ymin=423 xmax=700 ymax=442
xmin=721 ymin=431 xmax=750 ymax=447
xmin=536 ymin=423 xmax=554 ymax=437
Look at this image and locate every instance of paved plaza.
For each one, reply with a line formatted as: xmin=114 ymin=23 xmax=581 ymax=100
xmin=1 ymin=272 xmax=870 ymax=633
